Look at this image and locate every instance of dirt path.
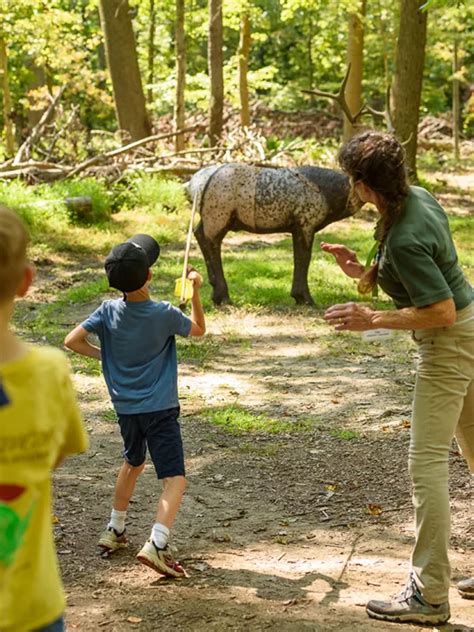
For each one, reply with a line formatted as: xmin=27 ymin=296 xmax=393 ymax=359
xmin=44 ymin=300 xmax=473 ymax=632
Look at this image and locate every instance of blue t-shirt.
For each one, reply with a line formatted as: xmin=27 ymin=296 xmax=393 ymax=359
xmin=81 ymin=299 xmax=192 ymax=414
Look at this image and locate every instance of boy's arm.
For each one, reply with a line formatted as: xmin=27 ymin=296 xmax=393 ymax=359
xmin=188 ymin=271 xmax=206 ymax=337
xmin=64 ymin=325 xmax=101 ymax=359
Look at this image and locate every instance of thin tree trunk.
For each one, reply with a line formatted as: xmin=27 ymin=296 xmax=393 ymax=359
xmin=391 ymin=0 xmax=428 ymax=178
xmin=238 ymin=13 xmax=251 ymax=128
xmin=343 ymin=0 xmax=366 ymax=141
xmin=147 ymin=0 xmax=156 ymax=105
xmin=99 ymin=0 xmax=151 ymax=141
xmin=452 ymin=37 xmax=460 ymax=162
xmin=0 ymin=36 xmax=14 ymax=156
xmin=307 ymin=15 xmax=314 ymax=93
xmin=174 ymin=0 xmax=186 ymax=152
xmin=377 ymin=0 xmax=390 ymax=94
xmin=208 ymin=0 xmax=224 ymax=146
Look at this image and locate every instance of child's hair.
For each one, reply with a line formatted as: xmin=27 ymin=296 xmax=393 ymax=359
xmin=0 ymin=206 xmax=29 ymax=302
xmin=338 ymin=131 xmax=409 ymax=294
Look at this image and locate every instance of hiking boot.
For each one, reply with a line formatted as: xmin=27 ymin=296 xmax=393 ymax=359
xmin=98 ymin=526 xmax=128 ymax=552
xmin=366 ymin=575 xmax=450 ymax=625
xmin=136 ymin=540 xmax=186 ymax=578
xmin=457 ymin=577 xmax=474 ymax=600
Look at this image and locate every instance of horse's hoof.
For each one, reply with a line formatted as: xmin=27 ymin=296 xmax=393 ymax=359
xmin=212 ymin=296 xmax=232 ymax=306
xmin=293 ymin=295 xmax=315 ymax=306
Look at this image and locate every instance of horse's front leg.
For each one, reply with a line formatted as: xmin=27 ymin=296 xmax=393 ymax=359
xmin=291 ymin=229 xmax=315 ymax=305
xmin=194 ymin=222 xmax=231 ymax=305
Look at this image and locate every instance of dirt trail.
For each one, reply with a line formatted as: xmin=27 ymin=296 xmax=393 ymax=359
xmin=46 ymin=304 xmax=473 ymax=632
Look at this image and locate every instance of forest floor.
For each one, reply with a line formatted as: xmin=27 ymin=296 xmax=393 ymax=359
xmin=19 ymin=172 xmax=473 ymax=632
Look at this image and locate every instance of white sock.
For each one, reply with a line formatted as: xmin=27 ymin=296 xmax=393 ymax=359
xmin=151 ymin=523 xmax=170 ymax=549
xmin=108 ymin=509 xmax=127 ymax=533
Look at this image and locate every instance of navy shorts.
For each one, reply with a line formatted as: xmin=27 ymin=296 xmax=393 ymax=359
xmin=117 ymin=407 xmax=185 ymax=479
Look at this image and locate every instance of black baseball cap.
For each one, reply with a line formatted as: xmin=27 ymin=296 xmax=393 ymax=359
xmin=105 ymin=234 xmax=160 ymax=293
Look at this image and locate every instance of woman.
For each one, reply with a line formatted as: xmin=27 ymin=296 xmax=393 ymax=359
xmin=322 ymin=131 xmax=473 ymax=625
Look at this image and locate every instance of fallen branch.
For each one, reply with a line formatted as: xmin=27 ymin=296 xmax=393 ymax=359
xmin=66 ymin=123 xmax=203 ymax=179
xmin=13 ymin=85 xmax=67 ymax=165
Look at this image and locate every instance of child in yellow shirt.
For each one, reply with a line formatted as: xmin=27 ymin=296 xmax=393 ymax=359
xmin=0 ymin=206 xmax=88 ymax=632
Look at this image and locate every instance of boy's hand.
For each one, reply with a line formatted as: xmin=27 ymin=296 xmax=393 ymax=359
xmin=187 ymin=268 xmax=203 ymax=289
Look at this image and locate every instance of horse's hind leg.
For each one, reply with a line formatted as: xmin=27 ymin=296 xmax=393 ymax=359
xmin=194 ymin=221 xmax=231 ymax=305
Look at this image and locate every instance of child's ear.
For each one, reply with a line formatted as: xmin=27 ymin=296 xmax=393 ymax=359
xmin=16 ymin=264 xmax=35 ymax=298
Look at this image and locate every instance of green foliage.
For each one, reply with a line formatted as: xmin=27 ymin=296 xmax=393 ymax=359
xmin=201 ymin=404 xmax=312 ymax=435
xmin=330 ymin=428 xmax=361 ymax=441
xmin=48 ymin=178 xmax=112 ymax=224
xmin=124 ymin=174 xmax=187 ymax=213
xmin=0 ymin=179 xmax=68 ymax=230
xmin=1 ymin=0 xmax=474 ymax=156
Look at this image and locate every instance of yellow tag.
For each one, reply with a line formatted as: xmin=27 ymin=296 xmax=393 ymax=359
xmin=174 ymin=278 xmax=194 ymax=300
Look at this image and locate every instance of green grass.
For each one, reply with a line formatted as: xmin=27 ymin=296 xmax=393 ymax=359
xmin=177 ymin=335 xmax=220 ymax=366
xmin=100 ymin=409 xmax=117 ymax=424
xmin=8 ymin=173 xmax=473 ymax=353
xmin=330 ymin=428 xmax=361 ymax=441
xmin=201 ymin=404 xmax=313 ymax=435
xmin=69 ymin=355 xmax=102 ymax=377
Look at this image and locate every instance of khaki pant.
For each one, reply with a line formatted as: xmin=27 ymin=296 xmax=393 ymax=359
xmin=410 ymin=301 xmax=474 ymax=604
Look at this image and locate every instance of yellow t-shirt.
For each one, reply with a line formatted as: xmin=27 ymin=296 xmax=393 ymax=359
xmin=0 ymin=346 xmax=88 ymax=631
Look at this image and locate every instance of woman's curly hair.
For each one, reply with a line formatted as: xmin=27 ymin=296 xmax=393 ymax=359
xmin=338 ymin=131 xmax=410 ymax=294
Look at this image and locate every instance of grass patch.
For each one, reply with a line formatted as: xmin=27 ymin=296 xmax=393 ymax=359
xmin=101 ymin=409 xmax=117 ymax=424
xmin=330 ymin=428 xmax=361 ymax=441
xmin=177 ymin=335 xmax=220 ymax=366
xmin=201 ymin=404 xmax=312 ymax=435
xmin=70 ymin=355 xmax=102 ymax=377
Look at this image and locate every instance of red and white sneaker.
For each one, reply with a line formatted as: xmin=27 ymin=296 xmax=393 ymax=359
xmin=98 ymin=526 xmax=128 ymax=553
xmin=136 ymin=540 xmax=186 ymax=578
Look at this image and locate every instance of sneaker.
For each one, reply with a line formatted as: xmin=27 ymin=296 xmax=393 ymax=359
xmin=136 ymin=540 xmax=186 ymax=578
xmin=457 ymin=577 xmax=474 ymax=600
xmin=98 ymin=526 xmax=128 ymax=552
xmin=366 ymin=575 xmax=450 ymax=625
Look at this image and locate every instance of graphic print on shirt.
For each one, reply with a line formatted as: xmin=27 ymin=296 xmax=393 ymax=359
xmin=0 ymin=484 xmax=35 ymax=566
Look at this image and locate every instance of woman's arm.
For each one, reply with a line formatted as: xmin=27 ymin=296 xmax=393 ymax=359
xmin=320 ymin=242 xmax=365 ymax=279
xmin=64 ymin=325 xmax=102 ymax=359
xmin=324 ymin=297 xmax=456 ymax=331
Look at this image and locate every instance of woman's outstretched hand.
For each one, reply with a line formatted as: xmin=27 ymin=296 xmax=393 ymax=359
xmin=324 ymin=302 xmax=375 ymax=331
xmin=320 ymin=242 xmax=364 ymax=279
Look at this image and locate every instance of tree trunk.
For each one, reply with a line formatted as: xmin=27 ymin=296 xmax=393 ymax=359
xmin=343 ymin=0 xmax=366 ymax=141
xmin=452 ymin=37 xmax=460 ymax=162
xmin=174 ymin=0 xmax=186 ymax=152
xmin=25 ymin=62 xmax=47 ymax=129
xmin=391 ymin=0 xmax=428 ymax=178
xmin=99 ymin=0 xmax=151 ymax=141
xmin=208 ymin=0 xmax=224 ymax=146
xmin=238 ymin=13 xmax=251 ymax=128
xmin=0 ymin=36 xmax=14 ymax=156
xmin=147 ymin=0 xmax=156 ymax=105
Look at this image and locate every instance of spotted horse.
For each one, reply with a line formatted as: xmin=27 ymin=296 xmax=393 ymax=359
xmin=185 ymin=163 xmax=361 ymax=305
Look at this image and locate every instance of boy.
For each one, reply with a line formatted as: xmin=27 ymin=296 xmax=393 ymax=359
xmin=0 ymin=206 xmax=88 ymax=632
xmin=64 ymin=234 xmax=205 ymax=578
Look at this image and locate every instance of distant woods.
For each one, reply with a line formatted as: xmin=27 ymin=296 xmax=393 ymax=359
xmin=0 ymin=0 xmax=473 ymax=177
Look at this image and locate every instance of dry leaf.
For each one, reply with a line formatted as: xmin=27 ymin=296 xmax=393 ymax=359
xmin=325 ymin=484 xmax=337 ymax=492
xmin=367 ymin=504 xmax=383 ymax=516
xmin=52 ymin=515 xmax=60 ymax=524
xmin=402 ymin=419 xmax=411 ymax=428
xmin=126 ymin=616 xmax=142 ymax=624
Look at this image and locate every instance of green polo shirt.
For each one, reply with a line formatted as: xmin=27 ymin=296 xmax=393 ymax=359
xmin=377 ymin=186 xmax=472 ymax=310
